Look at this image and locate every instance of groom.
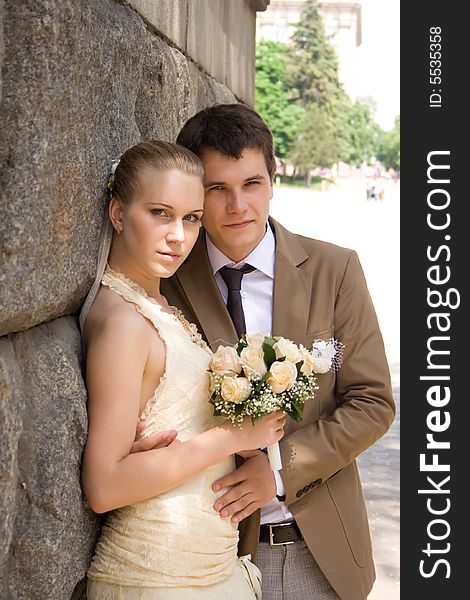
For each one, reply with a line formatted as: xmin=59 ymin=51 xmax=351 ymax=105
xmin=160 ymin=103 xmax=395 ymax=600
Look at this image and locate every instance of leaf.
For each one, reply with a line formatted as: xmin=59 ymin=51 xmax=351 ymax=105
xmin=286 ymin=404 xmax=303 ymax=423
xmin=262 ymin=337 xmax=278 ymax=368
xmin=234 ymin=404 xmax=245 ymax=417
xmin=253 ymin=379 xmax=266 ymax=393
xmin=260 ymin=372 xmax=270 ymax=385
xmin=211 ymin=404 xmax=223 ymax=417
xmin=237 ymin=339 xmax=248 ymax=354
xmin=289 ymin=400 xmax=305 ymax=422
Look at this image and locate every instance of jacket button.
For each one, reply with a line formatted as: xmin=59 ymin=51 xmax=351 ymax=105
xmin=296 ymin=490 xmax=303 ymax=498
xmin=302 ymin=485 xmax=310 ymax=494
xmin=312 ymin=479 xmax=322 ymax=487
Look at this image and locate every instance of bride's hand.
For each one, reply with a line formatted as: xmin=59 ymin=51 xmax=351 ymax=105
xmin=231 ymin=410 xmax=286 ymax=452
xmin=130 ymin=424 xmax=179 ymax=454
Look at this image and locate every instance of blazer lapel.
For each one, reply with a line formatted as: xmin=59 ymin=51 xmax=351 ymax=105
xmin=175 ymin=233 xmax=239 ymax=350
xmin=271 ymin=218 xmax=312 ymax=344
xmin=175 ymin=221 xmax=313 ymax=349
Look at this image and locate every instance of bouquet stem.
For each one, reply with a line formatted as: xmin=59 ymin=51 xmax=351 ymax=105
xmin=267 ymin=442 xmax=283 ymax=471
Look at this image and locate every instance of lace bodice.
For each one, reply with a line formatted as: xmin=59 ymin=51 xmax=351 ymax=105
xmin=87 ymin=267 xmax=239 ymax=588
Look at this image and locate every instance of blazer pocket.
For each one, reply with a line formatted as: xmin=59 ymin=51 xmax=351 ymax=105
xmin=303 ymin=326 xmax=336 ymax=418
xmin=325 ymin=462 xmax=373 ymax=568
xmin=305 ymin=326 xmax=334 ymax=343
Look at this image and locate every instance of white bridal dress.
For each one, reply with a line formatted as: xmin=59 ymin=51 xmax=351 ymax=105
xmin=86 ymin=266 xmax=261 ymax=600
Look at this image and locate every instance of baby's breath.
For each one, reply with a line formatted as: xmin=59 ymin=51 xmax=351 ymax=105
xmin=209 ymin=334 xmax=341 ymax=426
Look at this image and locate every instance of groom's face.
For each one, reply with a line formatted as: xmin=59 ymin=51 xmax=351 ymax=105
xmin=200 ymin=147 xmax=272 ymax=262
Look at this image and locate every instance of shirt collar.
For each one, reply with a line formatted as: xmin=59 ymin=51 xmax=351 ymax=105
xmin=205 ymin=224 xmax=275 ymax=279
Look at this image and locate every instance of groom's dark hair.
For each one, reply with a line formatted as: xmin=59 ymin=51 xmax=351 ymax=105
xmin=176 ymin=103 xmax=276 ymax=180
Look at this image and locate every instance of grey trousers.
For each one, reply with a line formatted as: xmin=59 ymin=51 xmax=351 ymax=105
xmin=256 ymin=541 xmax=341 ymax=600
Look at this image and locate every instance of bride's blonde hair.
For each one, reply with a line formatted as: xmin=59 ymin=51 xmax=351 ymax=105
xmin=110 ymin=140 xmax=203 ymax=205
xmin=80 ymin=140 xmax=202 ymax=337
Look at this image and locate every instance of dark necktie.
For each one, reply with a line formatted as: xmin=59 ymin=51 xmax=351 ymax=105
xmin=218 ymin=263 xmax=256 ymax=338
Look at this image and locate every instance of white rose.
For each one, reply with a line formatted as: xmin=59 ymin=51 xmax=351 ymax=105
xmin=273 ymin=337 xmax=303 ymax=363
xmin=245 ymin=333 xmax=268 ymax=350
xmin=300 ymin=348 xmax=316 ymax=375
xmin=210 ymin=346 xmax=242 ymax=374
xmin=221 ymin=376 xmax=252 ymax=403
xmin=312 ymin=356 xmax=331 ymax=374
xmin=240 ymin=346 xmax=268 ymax=377
xmin=267 ymin=360 xmax=298 ymax=394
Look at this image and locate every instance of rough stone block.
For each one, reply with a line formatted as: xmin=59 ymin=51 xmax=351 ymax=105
xmin=0 ymin=316 xmax=100 ymax=599
xmin=0 ymin=1 xmax=238 ymax=596
xmin=0 ymin=0 xmax=235 ymax=338
xmin=128 ymin=0 xmax=189 ymax=50
xmin=129 ymin=0 xmax=259 ymax=104
xmin=226 ymin=0 xmax=257 ymax=103
xmin=186 ymin=0 xmax=228 ymax=86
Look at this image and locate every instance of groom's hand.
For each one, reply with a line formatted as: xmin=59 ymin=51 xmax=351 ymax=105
xmin=212 ymin=449 xmax=276 ymax=523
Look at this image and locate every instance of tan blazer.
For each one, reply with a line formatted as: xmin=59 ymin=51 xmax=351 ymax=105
xmin=161 ymin=218 xmax=395 ymax=600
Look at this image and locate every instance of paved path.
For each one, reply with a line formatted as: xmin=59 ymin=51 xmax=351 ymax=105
xmin=357 ymin=368 xmax=400 ymax=600
xmin=270 ymin=176 xmax=400 ymax=599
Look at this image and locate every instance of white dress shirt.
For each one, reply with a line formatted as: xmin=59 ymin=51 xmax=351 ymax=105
xmin=206 ymin=225 xmax=294 ymax=524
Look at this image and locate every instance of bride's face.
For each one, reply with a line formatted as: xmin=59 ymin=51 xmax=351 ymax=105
xmin=109 ymin=167 xmax=204 ymax=280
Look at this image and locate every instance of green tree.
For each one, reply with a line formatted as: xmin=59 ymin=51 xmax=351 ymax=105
xmin=288 ymin=104 xmax=343 ymax=181
xmin=255 ymin=0 xmax=388 ymax=180
xmin=341 ymin=100 xmax=382 ymax=166
xmin=290 ymin=0 xmax=345 ymax=110
xmin=376 ymin=116 xmax=400 ymax=171
xmin=255 ymin=40 xmax=303 ymax=158
xmin=286 ymin=0 xmax=355 ymax=174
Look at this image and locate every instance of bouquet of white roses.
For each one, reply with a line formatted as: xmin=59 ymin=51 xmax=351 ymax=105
xmin=208 ymin=333 xmax=343 ymax=471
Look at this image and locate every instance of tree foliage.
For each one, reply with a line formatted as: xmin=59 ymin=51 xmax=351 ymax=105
xmin=255 ymin=40 xmax=303 ymax=158
xmin=341 ymin=100 xmax=382 ymax=166
xmin=376 ymin=116 xmax=400 ymax=171
xmin=288 ymin=104 xmax=343 ymax=172
xmin=254 ymin=0 xmax=399 ymax=175
xmin=290 ymin=0 xmax=345 ymax=109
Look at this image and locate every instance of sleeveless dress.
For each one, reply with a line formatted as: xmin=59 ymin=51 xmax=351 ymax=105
xmin=86 ymin=267 xmax=261 ymax=599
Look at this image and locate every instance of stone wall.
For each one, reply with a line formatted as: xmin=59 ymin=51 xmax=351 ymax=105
xmin=128 ymin=0 xmax=267 ymax=105
xmin=0 ymin=0 xmax=267 ymax=597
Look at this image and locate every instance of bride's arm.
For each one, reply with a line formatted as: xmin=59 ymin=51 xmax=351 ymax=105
xmin=81 ymin=309 xmax=284 ymax=514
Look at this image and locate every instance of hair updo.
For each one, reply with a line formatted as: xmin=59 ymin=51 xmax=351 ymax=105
xmin=109 ymin=140 xmax=203 ymax=204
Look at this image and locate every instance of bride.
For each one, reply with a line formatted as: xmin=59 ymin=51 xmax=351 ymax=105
xmin=80 ymin=140 xmax=285 ymax=599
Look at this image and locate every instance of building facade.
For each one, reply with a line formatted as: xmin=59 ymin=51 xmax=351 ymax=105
xmin=256 ymin=0 xmax=362 ymax=99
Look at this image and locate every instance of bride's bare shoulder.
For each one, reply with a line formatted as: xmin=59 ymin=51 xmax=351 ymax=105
xmin=83 ymin=286 xmax=148 ymax=348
